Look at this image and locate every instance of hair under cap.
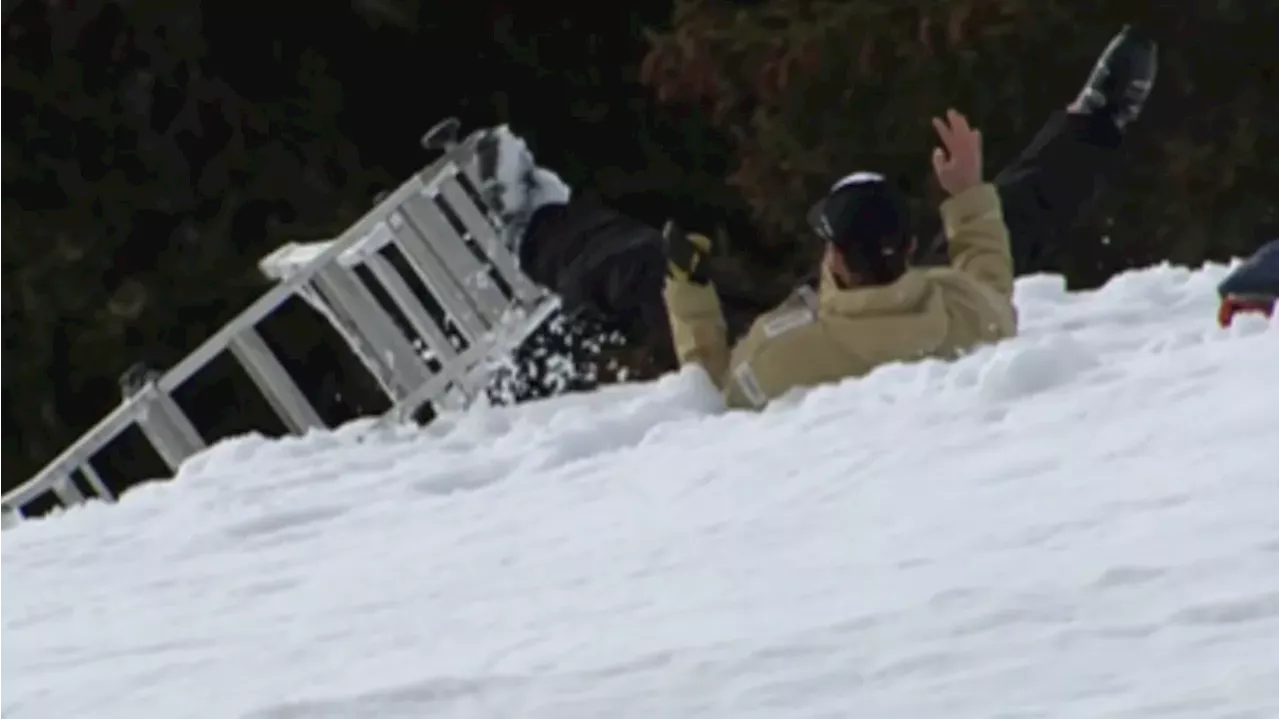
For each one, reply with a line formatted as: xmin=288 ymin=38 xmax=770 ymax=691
xmin=807 ymin=172 xmax=910 ymax=284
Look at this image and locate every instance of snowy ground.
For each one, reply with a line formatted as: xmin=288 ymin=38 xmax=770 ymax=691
xmin=4 ymin=263 xmax=1278 ymax=719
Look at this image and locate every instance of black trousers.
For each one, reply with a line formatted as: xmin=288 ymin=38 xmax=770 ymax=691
xmin=917 ymin=110 xmax=1122 ymax=270
xmin=517 ymin=110 xmax=1123 ymax=373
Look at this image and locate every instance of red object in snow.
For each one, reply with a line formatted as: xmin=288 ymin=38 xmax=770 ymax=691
xmin=1217 ymin=295 xmax=1276 ymax=328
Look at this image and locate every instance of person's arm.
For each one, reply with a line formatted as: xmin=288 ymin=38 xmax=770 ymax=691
xmin=941 ymin=183 xmax=1014 ymax=299
xmin=931 ymin=109 xmax=1015 ymax=299
xmin=664 ymin=278 xmax=731 ymax=384
xmin=660 ymin=223 xmax=731 ymax=385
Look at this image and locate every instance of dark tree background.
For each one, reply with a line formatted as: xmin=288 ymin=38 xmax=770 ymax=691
xmin=642 ymin=0 xmax=1277 ymax=300
xmin=3 ymin=0 xmax=1275 ymax=494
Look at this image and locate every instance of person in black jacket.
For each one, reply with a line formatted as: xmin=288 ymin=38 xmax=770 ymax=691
xmin=474 ymin=25 xmax=1157 ymax=397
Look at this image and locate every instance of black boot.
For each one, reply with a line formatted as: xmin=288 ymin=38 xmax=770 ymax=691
xmin=1072 ymin=25 xmax=1158 ymax=131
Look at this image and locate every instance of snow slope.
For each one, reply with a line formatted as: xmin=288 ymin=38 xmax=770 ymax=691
xmin=4 ymin=263 xmax=1278 ymax=719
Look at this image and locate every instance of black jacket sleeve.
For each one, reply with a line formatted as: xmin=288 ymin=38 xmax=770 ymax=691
xmin=519 ymin=197 xmax=780 ymax=370
xmin=521 ymin=199 xmax=666 ymax=320
xmin=520 ymin=198 xmax=673 ymax=363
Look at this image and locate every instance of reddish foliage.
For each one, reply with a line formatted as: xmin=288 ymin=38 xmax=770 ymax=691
xmin=642 ymin=0 xmax=1276 ymax=291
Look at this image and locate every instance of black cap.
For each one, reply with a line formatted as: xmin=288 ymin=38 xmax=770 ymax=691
xmin=807 ymin=172 xmax=910 ymax=284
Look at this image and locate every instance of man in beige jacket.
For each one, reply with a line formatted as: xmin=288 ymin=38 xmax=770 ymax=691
xmin=662 ymin=110 xmax=1016 ymax=408
xmin=465 ymin=25 xmax=1156 ymax=405
xmin=658 ymin=25 xmax=1160 ymax=409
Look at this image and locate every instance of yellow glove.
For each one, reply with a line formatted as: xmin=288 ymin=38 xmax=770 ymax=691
xmin=661 ymin=220 xmax=714 ymax=285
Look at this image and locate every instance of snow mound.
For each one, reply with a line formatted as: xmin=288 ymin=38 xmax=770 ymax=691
xmin=4 ymin=262 xmax=1277 ymax=719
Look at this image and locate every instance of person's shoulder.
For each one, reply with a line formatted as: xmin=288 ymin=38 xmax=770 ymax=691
xmin=920 ymin=265 xmax=1017 ymax=338
xmin=919 ymin=263 xmax=981 ymax=288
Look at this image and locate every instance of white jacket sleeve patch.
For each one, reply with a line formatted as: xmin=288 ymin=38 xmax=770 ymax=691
xmin=760 ymin=307 xmax=815 ymax=338
xmin=732 ymin=362 xmax=769 ymax=408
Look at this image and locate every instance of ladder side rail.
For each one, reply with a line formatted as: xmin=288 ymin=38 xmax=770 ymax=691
xmin=361 ymin=252 xmax=460 ymax=365
xmin=2 ymin=395 xmax=148 ymax=509
xmin=312 ymin=266 xmax=435 ymax=401
xmin=77 ymin=462 xmax=115 ymax=503
xmin=385 ymin=211 xmax=491 ymax=344
xmin=435 ymin=173 xmax=542 ymax=305
xmin=133 ymin=383 xmax=207 ymax=473
xmin=160 ymin=165 xmax=456 ymax=394
xmin=228 ymin=326 xmax=326 ymax=434
xmin=345 ymin=220 xmax=476 ymax=356
xmin=396 ymin=193 xmax=508 ymax=329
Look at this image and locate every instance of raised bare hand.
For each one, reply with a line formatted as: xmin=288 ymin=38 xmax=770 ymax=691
xmin=931 ymin=109 xmax=984 ymax=197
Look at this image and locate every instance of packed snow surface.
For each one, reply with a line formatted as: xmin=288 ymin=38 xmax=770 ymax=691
xmin=4 ymin=263 xmax=1278 ymax=718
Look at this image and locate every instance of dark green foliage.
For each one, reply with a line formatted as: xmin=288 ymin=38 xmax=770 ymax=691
xmin=3 ymin=0 xmax=399 ymax=490
xmin=1 ymin=0 xmax=730 ymax=491
xmin=642 ymin=0 xmax=1277 ymax=298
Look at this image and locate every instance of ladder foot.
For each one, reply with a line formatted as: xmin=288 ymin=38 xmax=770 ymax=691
xmin=422 ymin=116 xmax=462 ymax=153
